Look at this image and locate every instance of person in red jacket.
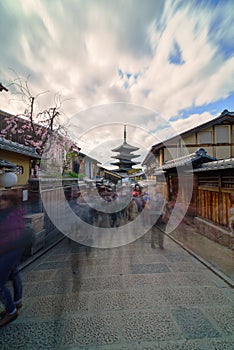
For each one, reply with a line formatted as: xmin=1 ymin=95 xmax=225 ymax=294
xmin=0 ymin=193 xmax=25 ymax=327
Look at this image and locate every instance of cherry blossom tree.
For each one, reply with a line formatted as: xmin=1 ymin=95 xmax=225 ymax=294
xmin=0 ymin=74 xmax=78 ymax=176
xmin=0 ymin=74 xmax=70 ymax=154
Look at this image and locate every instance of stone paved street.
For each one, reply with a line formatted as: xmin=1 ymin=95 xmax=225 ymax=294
xmin=0 ymin=231 xmax=234 ymax=349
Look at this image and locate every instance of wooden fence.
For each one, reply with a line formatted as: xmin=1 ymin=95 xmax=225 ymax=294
xmin=197 ymin=188 xmax=231 ymax=227
xmin=197 ymin=171 xmax=233 ymax=228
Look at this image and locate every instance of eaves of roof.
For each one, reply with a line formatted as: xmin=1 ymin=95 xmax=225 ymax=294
xmin=192 ymin=158 xmax=234 ymax=172
xmin=141 ymin=150 xmax=157 ymax=166
xmin=79 ymin=152 xmax=99 ymax=163
xmin=158 ymin=148 xmax=216 ymax=171
xmin=0 ymin=138 xmax=41 ymax=159
xmin=103 ymin=169 xmax=123 ymax=179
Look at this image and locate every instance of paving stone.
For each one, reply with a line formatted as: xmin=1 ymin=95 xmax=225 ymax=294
xmin=136 ymin=340 xmax=186 ymax=350
xmin=171 ymin=308 xmax=221 ymax=339
xmin=155 ymin=287 xmax=207 ymax=306
xmin=201 ymin=286 xmax=234 ymax=305
xmin=61 ymin=314 xmax=121 ymax=347
xmin=167 ymin=271 xmax=221 ymax=287
xmin=90 ymin=289 xmax=155 ymax=312
xmin=79 ymin=276 xmax=124 ymax=291
xmin=22 ymin=269 xmax=57 ymax=282
xmin=164 ymin=253 xmax=191 ymax=263
xmin=138 ymin=338 xmax=234 ymax=350
xmin=28 ymin=280 xmax=73 ymax=297
xmin=133 ymin=254 xmax=168 ymax=264
xmin=0 ymin=320 xmax=63 ymax=350
xmin=121 ymin=310 xmax=183 ymax=342
xmin=96 ymin=344 xmax=139 ymax=350
xmin=87 ymin=256 xmax=135 ymax=266
xmin=23 ymin=292 xmax=90 ymax=317
xmin=83 ymin=263 xmax=129 ymax=276
xmin=33 ymin=260 xmax=72 ymax=270
xmin=58 ymin=345 xmax=138 ymax=350
xmin=203 ymin=337 xmax=234 ymax=350
xmin=130 ymin=263 xmax=171 ymax=274
xmin=44 ymin=253 xmax=71 ymax=262
xmin=168 ymin=262 xmax=206 ymax=272
xmin=98 ymin=344 xmax=139 ymax=350
xmin=204 ymin=305 xmax=234 ymax=336
xmin=50 ymin=268 xmax=74 ymax=280
xmin=122 ymin=274 xmax=164 ymax=289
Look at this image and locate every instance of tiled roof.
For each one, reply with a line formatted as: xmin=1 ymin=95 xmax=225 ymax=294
xmin=0 ymin=137 xmax=41 ymax=158
xmin=193 ymin=158 xmax=234 ymax=172
xmin=158 ymin=148 xmax=216 ymax=171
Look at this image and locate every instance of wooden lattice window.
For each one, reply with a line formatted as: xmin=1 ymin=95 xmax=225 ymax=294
xmin=222 ymin=175 xmax=234 ymax=188
xmin=198 ymin=174 xmax=219 ymax=187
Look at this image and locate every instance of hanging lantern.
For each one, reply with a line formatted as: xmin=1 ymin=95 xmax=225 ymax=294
xmin=0 ymin=171 xmax=18 ymax=188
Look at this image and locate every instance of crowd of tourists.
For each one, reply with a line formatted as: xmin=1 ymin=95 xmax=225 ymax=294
xmin=0 ymin=181 xmax=170 ymax=327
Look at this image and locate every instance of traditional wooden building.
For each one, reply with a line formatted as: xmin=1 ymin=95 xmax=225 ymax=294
xmin=0 ymin=137 xmax=41 ymax=187
xmin=78 ymin=152 xmax=100 ymax=180
xmin=143 ymin=109 xmax=234 ymax=180
xmin=193 ymin=158 xmax=234 ymax=243
xmin=142 ymin=109 xmax=234 ymax=247
xmin=159 ymin=153 xmax=234 ymax=248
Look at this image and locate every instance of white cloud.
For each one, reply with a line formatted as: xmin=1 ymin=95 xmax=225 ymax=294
xmin=171 ymin=111 xmax=214 ymax=135
xmin=0 ymin=0 xmax=233 ymax=165
xmin=129 ymin=1 xmax=233 ymax=119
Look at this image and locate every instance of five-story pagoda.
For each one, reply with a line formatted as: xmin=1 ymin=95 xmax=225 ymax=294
xmin=111 ymin=125 xmax=140 ymax=175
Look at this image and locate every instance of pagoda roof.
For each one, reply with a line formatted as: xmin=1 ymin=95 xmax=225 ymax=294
xmin=111 ymin=153 xmax=140 ymax=160
xmin=111 ymin=158 xmax=139 ymax=164
xmin=111 ymin=125 xmax=141 ymax=173
xmin=112 ymin=141 xmax=139 ymax=152
xmin=111 ymin=160 xmax=140 ymax=166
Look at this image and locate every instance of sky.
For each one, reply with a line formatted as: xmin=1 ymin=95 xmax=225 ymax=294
xmin=0 ymin=0 xmax=234 ymax=167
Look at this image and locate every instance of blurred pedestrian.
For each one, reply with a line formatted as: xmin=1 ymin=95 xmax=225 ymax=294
xmin=0 ymin=193 xmax=25 ymax=327
xmin=149 ymin=188 xmax=166 ymax=249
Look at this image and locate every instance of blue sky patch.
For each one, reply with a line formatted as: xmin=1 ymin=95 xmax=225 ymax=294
xmin=169 ymin=95 xmax=234 ymax=122
xmin=118 ymin=68 xmax=141 ymax=89
xmin=123 ymin=81 xmax=129 ymax=89
xmin=126 ymin=72 xmax=132 ymax=79
xmin=168 ymin=41 xmax=185 ymax=65
xmin=118 ymin=68 xmax=124 ymax=79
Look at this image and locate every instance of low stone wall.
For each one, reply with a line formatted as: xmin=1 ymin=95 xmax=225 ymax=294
xmin=194 ymin=216 xmax=234 ymax=249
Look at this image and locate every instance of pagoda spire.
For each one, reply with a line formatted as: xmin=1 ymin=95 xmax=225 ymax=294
xmin=111 ymin=125 xmax=140 ymax=174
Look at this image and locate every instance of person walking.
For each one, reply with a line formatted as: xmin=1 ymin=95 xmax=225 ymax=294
xmin=149 ymin=188 xmax=166 ymax=249
xmin=0 ymin=193 xmax=25 ymax=327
